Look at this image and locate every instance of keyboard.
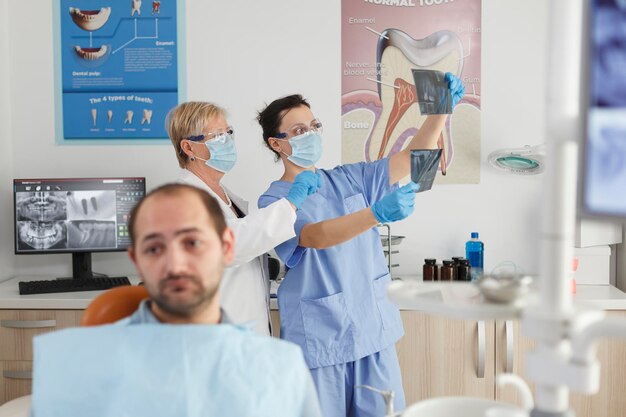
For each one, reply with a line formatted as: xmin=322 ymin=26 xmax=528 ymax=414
xmin=18 ymin=277 xmax=131 ymax=295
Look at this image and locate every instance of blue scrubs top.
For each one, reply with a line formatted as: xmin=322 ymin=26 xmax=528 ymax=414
xmin=258 ymin=159 xmax=404 ymax=369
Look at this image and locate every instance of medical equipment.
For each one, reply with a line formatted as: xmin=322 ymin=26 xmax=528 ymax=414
xmin=13 ymin=177 xmax=145 ymax=293
xmin=487 ymin=144 xmax=545 ymax=175
xmin=384 ymin=1 xmax=626 ymax=416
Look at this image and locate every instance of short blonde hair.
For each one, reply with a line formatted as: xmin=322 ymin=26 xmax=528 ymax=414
xmin=166 ymin=101 xmax=227 ymax=168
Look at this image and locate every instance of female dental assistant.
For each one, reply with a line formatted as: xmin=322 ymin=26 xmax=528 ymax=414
xmin=257 ymin=74 xmax=464 ymax=417
xmin=166 ymin=101 xmax=320 ymax=336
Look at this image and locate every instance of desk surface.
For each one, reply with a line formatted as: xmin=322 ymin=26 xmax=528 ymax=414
xmin=2 ymin=276 xmax=626 ymax=310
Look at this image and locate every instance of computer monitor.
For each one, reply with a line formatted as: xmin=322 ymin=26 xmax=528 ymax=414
xmin=13 ymin=177 xmax=146 ymax=280
xmin=580 ymin=0 xmax=626 ymax=221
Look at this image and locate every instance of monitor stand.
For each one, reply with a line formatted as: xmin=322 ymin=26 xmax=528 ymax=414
xmin=56 ymin=252 xmax=127 ymax=281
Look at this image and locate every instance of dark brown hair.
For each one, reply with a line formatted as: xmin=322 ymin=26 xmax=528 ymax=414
xmin=128 ymin=183 xmax=227 ymax=245
xmin=256 ymin=94 xmax=310 ymax=160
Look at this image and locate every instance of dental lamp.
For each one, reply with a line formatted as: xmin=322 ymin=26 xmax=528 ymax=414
xmin=487 ymin=144 xmax=546 ymax=175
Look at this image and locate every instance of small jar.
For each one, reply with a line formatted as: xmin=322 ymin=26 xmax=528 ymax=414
xmin=451 ymin=257 xmax=464 ymax=280
xmin=456 ymin=258 xmax=471 ymax=281
xmin=440 ymin=260 xmax=455 ymax=281
xmin=423 ymin=259 xmax=438 ymax=281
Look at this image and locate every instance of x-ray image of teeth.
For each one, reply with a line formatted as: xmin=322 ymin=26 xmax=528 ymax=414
xmin=412 ymin=69 xmax=452 ymax=115
xmin=592 ymin=124 xmax=626 ymax=179
xmin=17 ymin=221 xmax=67 ymax=251
xmin=67 ymin=221 xmax=116 ymax=249
xmin=16 ymin=192 xmax=68 ymax=222
xmin=66 ymin=190 xmax=116 ymax=221
xmin=592 ymin=2 xmax=626 ymax=106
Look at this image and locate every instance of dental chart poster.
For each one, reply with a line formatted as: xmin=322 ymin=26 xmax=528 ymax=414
xmin=341 ymin=0 xmax=481 ymax=184
xmin=55 ymin=0 xmax=185 ymax=143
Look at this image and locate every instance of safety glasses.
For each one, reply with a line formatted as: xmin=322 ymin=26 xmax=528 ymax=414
xmin=186 ymin=126 xmax=234 ymax=143
xmin=275 ymin=120 xmax=323 ymax=139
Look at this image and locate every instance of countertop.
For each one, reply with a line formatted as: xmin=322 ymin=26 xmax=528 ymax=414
xmin=2 ymin=275 xmax=626 ymax=311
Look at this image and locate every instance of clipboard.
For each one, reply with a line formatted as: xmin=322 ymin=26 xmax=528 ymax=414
xmin=410 ymin=149 xmax=442 ymax=192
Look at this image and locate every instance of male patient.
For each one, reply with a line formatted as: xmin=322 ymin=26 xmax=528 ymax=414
xmin=30 ymin=184 xmax=321 ymax=417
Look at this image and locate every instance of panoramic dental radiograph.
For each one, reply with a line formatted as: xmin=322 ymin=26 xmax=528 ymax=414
xmin=16 ymin=192 xmax=68 ymax=250
xmin=15 ymin=190 xmax=117 ymax=251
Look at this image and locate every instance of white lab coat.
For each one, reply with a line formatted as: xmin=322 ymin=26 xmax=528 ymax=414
xmin=177 ymin=169 xmax=296 ymax=335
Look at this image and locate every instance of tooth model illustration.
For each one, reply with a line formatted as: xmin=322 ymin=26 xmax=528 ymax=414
xmin=74 ymin=45 xmax=108 ymax=61
xmin=69 ymin=7 xmax=111 ymax=31
xmin=132 ymin=0 xmax=142 ymax=16
xmin=107 ymin=110 xmax=113 ymax=124
xmin=152 ymin=0 xmax=161 ymax=15
xmin=124 ymin=110 xmax=134 ymax=124
xmin=91 ymin=109 xmax=97 ymax=127
xmin=141 ymin=109 xmax=153 ymax=125
xmin=369 ymin=29 xmax=464 ymax=165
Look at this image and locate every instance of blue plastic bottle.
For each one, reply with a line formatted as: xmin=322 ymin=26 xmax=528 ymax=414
xmin=465 ymin=232 xmax=484 ymax=281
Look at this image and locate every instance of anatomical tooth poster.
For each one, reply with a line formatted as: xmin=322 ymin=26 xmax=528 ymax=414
xmin=55 ymin=0 xmax=185 ymax=143
xmin=342 ymin=0 xmax=481 ymax=184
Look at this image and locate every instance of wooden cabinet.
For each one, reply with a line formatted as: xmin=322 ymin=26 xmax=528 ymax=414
xmin=0 ymin=310 xmax=83 ymax=404
xmin=397 ymin=311 xmax=626 ymax=417
xmin=396 ymin=311 xmax=495 ymax=405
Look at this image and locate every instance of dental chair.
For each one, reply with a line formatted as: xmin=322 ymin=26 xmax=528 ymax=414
xmin=0 ymin=285 xmax=149 ymax=417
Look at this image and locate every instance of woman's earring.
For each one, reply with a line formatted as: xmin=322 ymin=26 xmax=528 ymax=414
xmin=189 ymin=156 xmax=195 ymax=162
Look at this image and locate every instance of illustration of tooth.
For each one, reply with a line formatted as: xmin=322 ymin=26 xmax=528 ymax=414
xmin=141 ymin=109 xmax=153 ymax=125
xmin=69 ymin=7 xmax=111 ymax=31
xmin=91 ymin=109 xmax=97 ymax=127
xmin=107 ymin=110 xmax=113 ymax=124
xmin=132 ymin=0 xmax=142 ymax=16
xmin=73 ymin=45 xmax=108 ymax=61
xmin=368 ymin=29 xmax=464 ymax=164
xmin=125 ymin=110 xmax=134 ymax=124
xmin=152 ymin=0 xmax=161 ymax=15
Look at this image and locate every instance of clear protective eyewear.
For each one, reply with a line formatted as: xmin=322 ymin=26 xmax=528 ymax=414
xmin=275 ymin=119 xmax=323 ymax=139
xmin=186 ymin=126 xmax=235 ymax=143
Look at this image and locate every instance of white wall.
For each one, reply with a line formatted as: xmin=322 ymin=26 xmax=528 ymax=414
xmin=0 ymin=1 xmax=16 ymax=278
xmin=2 ymin=0 xmax=549 ymax=280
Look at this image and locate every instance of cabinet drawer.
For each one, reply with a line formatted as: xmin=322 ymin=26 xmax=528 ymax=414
xmin=0 ymin=310 xmax=83 ymax=360
xmin=0 ymin=361 xmax=32 ymax=405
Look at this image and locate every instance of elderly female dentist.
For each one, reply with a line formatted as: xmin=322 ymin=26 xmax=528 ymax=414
xmin=166 ymin=101 xmax=320 ymax=336
xmin=257 ymin=74 xmax=464 ymax=417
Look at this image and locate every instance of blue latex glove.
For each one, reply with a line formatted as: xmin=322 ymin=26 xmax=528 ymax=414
xmin=286 ymin=171 xmax=322 ymax=209
xmin=371 ymin=182 xmax=421 ymax=223
xmin=445 ymin=72 xmax=465 ymax=109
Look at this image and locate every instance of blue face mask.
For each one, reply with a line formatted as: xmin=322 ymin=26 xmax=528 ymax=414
xmin=194 ymin=133 xmax=237 ymax=173
xmin=283 ymin=131 xmax=322 ymax=168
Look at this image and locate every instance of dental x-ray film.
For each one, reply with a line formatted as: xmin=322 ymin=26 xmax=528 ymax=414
xmin=410 ymin=149 xmax=442 ymax=192
xmin=411 ymin=69 xmax=452 ymax=115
